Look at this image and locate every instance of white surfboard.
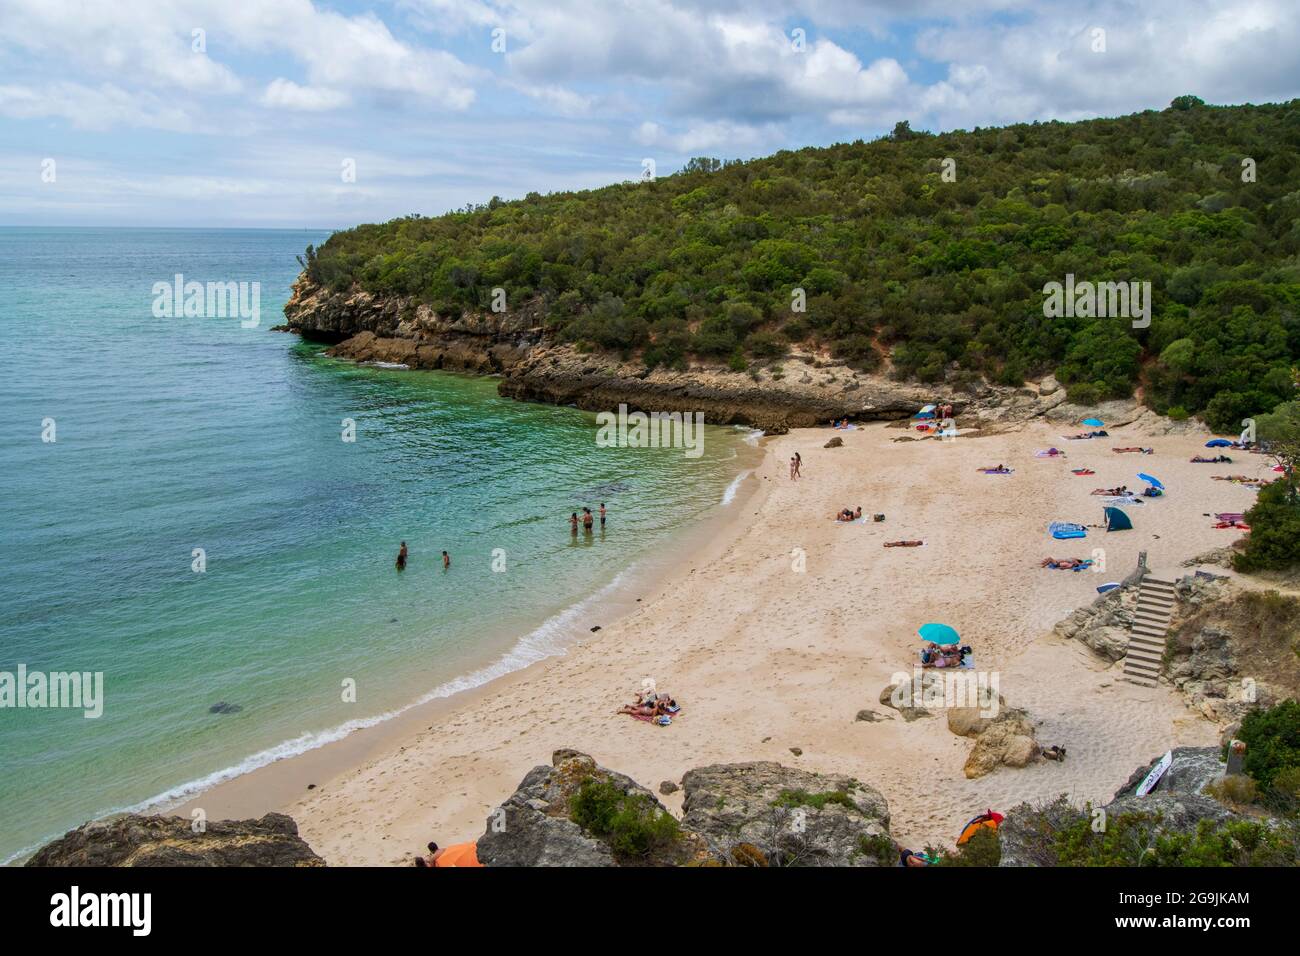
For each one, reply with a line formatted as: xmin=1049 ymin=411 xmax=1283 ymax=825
xmin=1136 ymin=749 xmax=1173 ymax=797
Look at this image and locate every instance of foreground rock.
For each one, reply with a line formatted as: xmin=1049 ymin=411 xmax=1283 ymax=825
xmin=478 ymin=750 xmax=894 ymax=866
xmin=26 ymin=813 xmax=325 ymax=867
xmin=476 ymin=750 xmax=710 ymax=866
xmin=998 ymin=747 xmax=1231 ymax=867
xmin=681 ymin=762 xmax=893 ymax=866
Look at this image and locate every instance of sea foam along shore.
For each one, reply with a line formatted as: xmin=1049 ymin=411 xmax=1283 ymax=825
xmin=166 ymin=417 xmax=1258 ymax=865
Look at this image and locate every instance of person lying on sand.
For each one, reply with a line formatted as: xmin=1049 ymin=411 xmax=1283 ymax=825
xmin=1191 ymin=455 xmax=1232 ymax=463
xmin=1091 ymin=485 xmax=1128 ymax=496
xmin=978 ymin=465 xmax=1012 ymax=474
xmin=1071 ymin=468 xmax=1095 ymax=476
xmin=414 ymin=841 xmax=440 ymax=867
xmin=1112 ymin=447 xmax=1153 ymax=454
xmin=884 ymin=540 xmax=924 ymax=547
xmin=899 ymin=847 xmax=935 ymax=867
xmin=1041 ymin=557 xmax=1092 ymax=570
xmin=835 ymin=506 xmax=863 ymax=522
xmin=1042 ymin=745 xmax=1067 ymax=762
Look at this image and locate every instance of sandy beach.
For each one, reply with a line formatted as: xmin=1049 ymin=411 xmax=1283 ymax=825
xmin=178 ymin=417 xmax=1275 ymax=864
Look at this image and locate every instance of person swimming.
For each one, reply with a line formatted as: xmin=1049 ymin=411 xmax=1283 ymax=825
xmin=396 ymin=541 xmax=408 ymax=571
xmin=441 ymin=550 xmax=450 ymax=569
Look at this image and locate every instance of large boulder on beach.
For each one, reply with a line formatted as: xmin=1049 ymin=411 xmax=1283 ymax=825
xmin=475 ymin=750 xmax=710 ymax=867
xmin=681 ymin=762 xmax=893 ymax=866
xmin=963 ymin=709 xmax=1040 ymax=778
xmin=25 ymin=812 xmax=324 ymax=867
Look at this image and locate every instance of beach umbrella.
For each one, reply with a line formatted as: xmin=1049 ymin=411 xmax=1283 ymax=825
xmin=1137 ymin=472 xmax=1164 ymax=489
xmin=1206 ymin=439 xmax=1232 ymax=448
xmin=1081 ymin=418 xmax=1104 ymax=427
xmin=918 ymin=622 xmax=960 ymax=646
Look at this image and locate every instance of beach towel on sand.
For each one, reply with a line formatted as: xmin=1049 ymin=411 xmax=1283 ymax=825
xmin=1049 ymin=522 xmax=1087 ymax=539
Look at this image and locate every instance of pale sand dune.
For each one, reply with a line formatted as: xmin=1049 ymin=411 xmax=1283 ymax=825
xmin=189 ymin=419 xmax=1273 ymax=864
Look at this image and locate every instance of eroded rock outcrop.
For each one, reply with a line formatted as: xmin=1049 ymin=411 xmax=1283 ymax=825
xmin=475 ymin=750 xmax=711 ymax=866
xmin=281 ymin=278 xmax=1084 ymax=432
xmin=26 ymin=812 xmax=325 ymax=867
xmin=681 ymin=761 xmax=893 ymax=866
xmin=476 ymin=750 xmax=894 ymax=866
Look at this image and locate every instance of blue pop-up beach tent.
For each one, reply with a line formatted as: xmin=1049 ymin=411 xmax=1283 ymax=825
xmin=1082 ymin=418 xmax=1104 ymax=427
xmin=1206 ymin=439 xmax=1233 ymax=448
xmin=1104 ymin=506 xmax=1133 ymax=531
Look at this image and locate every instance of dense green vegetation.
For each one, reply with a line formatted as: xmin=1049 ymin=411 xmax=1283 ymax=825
xmin=1053 ymin=812 xmax=1297 ymax=866
xmin=301 ymin=98 xmax=1300 ymax=429
xmin=1236 ymin=699 xmax=1300 ymax=790
xmin=569 ymin=777 xmax=681 ymax=860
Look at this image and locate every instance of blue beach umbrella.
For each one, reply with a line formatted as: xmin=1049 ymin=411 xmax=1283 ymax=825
xmin=918 ymin=622 xmax=960 ymax=646
xmin=1206 ymin=439 xmax=1232 ymax=448
xmin=1138 ymin=473 xmax=1164 ymax=489
xmin=1082 ymin=418 xmax=1104 ymax=427
xmin=1096 ymin=582 xmax=1122 ymax=594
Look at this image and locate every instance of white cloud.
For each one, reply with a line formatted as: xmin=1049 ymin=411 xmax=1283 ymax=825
xmin=261 ymin=79 xmax=351 ymax=112
xmin=0 ymin=82 xmax=194 ymax=131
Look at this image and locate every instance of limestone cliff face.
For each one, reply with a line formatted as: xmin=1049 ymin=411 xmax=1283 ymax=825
xmin=279 ymin=276 xmax=1139 ymax=433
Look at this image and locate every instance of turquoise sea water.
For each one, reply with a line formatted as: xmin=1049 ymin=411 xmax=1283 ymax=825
xmin=0 ymin=227 xmax=758 ymax=863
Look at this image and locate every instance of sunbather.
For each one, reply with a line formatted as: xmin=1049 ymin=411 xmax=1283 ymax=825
xmin=1041 ymin=557 xmax=1091 ymax=570
xmin=978 ymin=465 xmax=1012 ymax=474
xmin=1113 ymin=447 xmax=1153 ymax=454
xmin=1191 ymin=455 xmax=1231 ymax=463
xmin=884 ymin=540 xmax=924 ymax=547
xmin=835 ymin=506 xmax=863 ymax=522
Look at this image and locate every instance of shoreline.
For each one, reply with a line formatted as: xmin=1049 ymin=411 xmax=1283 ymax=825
xmin=21 ymin=416 xmax=1271 ymax=865
xmin=183 ymin=418 xmax=1258 ymax=863
xmin=163 ymin=441 xmax=773 ymax=832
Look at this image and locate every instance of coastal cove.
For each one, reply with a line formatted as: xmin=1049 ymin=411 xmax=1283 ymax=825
xmin=177 ymin=416 xmax=1268 ymax=864
xmin=0 ymin=227 xmax=762 ymax=865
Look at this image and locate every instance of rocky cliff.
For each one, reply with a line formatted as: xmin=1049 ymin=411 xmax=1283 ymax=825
xmin=476 ymin=749 xmax=894 ymax=867
xmin=280 ymin=278 xmax=1167 ymax=433
xmin=26 ymin=812 xmax=325 ymax=867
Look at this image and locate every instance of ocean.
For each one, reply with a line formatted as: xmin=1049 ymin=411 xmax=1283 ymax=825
xmin=0 ymin=227 xmax=759 ymax=863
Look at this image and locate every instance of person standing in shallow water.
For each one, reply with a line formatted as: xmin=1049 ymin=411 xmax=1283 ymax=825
xmin=570 ymin=512 xmax=579 ymax=537
xmin=582 ymin=508 xmax=594 ymax=533
xmin=396 ymin=542 xmax=408 ymax=571
xmin=442 ymin=550 xmax=450 ymax=570
xmin=599 ymin=503 xmax=606 ymax=527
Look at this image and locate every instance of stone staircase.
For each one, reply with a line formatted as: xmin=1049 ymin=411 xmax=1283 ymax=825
xmin=1123 ymin=574 xmax=1176 ymax=687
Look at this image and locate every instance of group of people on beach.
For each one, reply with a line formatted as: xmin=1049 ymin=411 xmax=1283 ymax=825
xmin=395 ymin=543 xmax=450 ymax=571
xmin=570 ymin=503 xmax=607 ymax=535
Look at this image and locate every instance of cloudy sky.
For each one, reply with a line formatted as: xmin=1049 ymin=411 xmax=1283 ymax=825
xmin=2 ymin=0 xmax=1296 ymax=228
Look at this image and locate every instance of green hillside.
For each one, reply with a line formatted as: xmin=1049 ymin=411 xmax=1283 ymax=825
xmin=300 ymin=97 xmax=1300 ymax=430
